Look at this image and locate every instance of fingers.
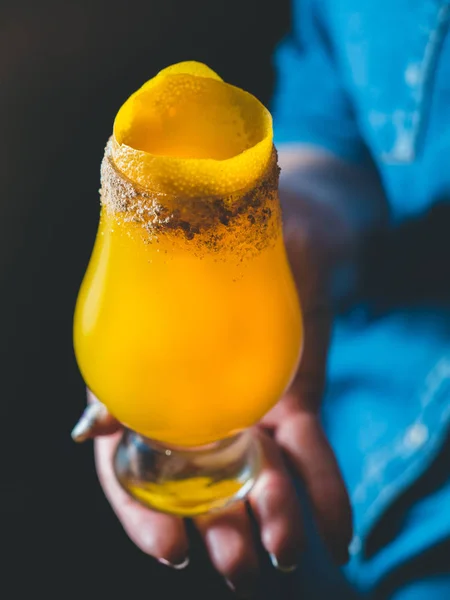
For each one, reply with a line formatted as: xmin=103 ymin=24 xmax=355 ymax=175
xmin=73 ymin=391 xmax=306 ymax=583
xmin=249 ymin=433 xmax=303 ymax=572
xmin=95 ymin=431 xmax=189 ymax=567
xmin=71 ymin=390 xmax=121 ymax=441
xmin=276 ymin=412 xmax=352 ymax=565
xmin=73 ymin=389 xmax=189 ymax=567
xmin=195 ymin=503 xmax=259 ymax=597
xmin=194 ymin=431 xmax=303 ymax=595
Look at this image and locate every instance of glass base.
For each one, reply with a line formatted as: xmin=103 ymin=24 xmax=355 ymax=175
xmin=114 ymin=429 xmax=261 ymax=516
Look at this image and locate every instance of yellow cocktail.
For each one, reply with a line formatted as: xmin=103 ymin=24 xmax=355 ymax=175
xmin=74 ymin=62 xmax=303 ymax=514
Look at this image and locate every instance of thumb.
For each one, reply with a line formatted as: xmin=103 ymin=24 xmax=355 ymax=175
xmin=71 ymin=390 xmax=121 ymax=441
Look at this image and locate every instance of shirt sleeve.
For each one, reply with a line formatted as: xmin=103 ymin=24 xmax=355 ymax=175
xmin=272 ymin=0 xmax=369 ymax=164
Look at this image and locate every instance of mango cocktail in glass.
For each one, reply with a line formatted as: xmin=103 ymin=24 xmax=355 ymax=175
xmin=74 ymin=62 xmax=303 ymax=515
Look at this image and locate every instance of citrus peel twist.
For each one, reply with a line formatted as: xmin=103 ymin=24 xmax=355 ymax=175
xmin=112 ymin=61 xmax=273 ymax=197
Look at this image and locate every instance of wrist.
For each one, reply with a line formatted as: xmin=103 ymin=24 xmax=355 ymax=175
xmin=277 ymin=145 xmax=387 ymax=305
xmin=281 ymin=188 xmax=358 ymax=304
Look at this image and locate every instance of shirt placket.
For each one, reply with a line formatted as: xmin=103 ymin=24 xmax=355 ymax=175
xmin=381 ymin=1 xmax=450 ymax=163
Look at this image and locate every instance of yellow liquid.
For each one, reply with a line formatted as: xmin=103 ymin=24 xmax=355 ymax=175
xmin=74 ymin=206 xmax=302 ymax=447
xmin=74 ymin=61 xmax=302 ymax=458
xmin=128 ymin=477 xmax=246 ymax=516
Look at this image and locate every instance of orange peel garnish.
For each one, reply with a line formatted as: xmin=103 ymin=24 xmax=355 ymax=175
xmin=112 ymin=61 xmax=273 ymax=197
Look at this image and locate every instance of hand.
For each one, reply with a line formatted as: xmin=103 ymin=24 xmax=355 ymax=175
xmin=71 ymin=187 xmax=353 ymax=596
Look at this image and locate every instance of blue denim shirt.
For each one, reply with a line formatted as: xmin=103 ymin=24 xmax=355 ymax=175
xmin=273 ymin=1 xmax=450 ymax=594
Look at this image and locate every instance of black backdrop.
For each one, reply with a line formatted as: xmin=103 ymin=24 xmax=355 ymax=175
xmin=0 ymin=1 xmax=290 ymax=597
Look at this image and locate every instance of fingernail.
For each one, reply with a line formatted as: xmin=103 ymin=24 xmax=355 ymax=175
xmin=225 ymin=578 xmax=254 ymax=598
xmin=71 ymin=402 xmax=107 ymax=442
xmin=158 ymin=556 xmax=190 ymax=570
xmin=269 ymin=553 xmax=298 ymax=574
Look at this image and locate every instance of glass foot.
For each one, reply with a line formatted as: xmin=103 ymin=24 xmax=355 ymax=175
xmin=114 ymin=430 xmax=261 ymax=516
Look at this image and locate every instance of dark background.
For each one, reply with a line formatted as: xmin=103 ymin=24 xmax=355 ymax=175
xmin=0 ymin=1 xmax=290 ymax=597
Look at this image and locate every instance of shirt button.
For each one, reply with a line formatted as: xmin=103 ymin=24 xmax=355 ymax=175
xmin=349 ymin=535 xmax=362 ymax=556
xmin=404 ymin=424 xmax=429 ymax=449
xmin=405 ymin=63 xmax=422 ymax=87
